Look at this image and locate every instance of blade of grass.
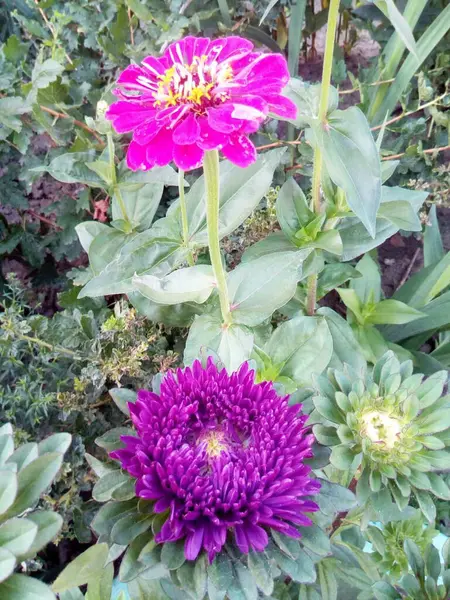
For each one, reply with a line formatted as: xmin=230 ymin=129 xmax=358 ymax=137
xmin=217 ymin=0 xmax=232 ymax=27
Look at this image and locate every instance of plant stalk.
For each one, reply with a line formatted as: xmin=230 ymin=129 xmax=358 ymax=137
xmin=18 ymin=334 xmax=81 ymax=359
xmin=107 ymin=132 xmax=130 ymax=226
xmin=203 ymin=150 xmax=232 ymax=326
xmin=305 ymin=0 xmax=340 ymax=316
xmin=178 ymin=169 xmax=194 ymax=267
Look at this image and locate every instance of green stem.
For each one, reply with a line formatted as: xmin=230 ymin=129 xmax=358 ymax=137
xmin=305 ymin=0 xmax=340 ymax=317
xmin=18 ymin=334 xmax=81 ymax=359
xmin=107 ymin=132 xmax=130 ymax=226
xmin=203 ymin=150 xmax=232 ymax=326
xmin=217 ymin=0 xmax=232 ymax=27
xmin=178 ymin=169 xmax=194 ymax=267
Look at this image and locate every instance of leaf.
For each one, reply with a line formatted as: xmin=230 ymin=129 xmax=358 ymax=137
xmin=264 ymin=315 xmax=333 ymax=386
xmin=248 ymin=552 xmax=274 ymax=596
xmin=0 ymin=436 xmax=14 ymax=467
xmin=113 ymin=183 xmax=163 ymax=232
xmin=276 ymin=177 xmax=312 ymax=240
xmin=0 ymin=469 xmax=17 ymax=515
xmin=23 ymin=512 xmax=63 ymax=559
xmin=317 ymin=308 xmax=366 ymax=373
xmin=330 ymin=445 xmax=357 ymax=470
xmin=352 ymin=254 xmax=381 ymax=305
xmin=314 ymin=107 xmax=381 ymax=237
xmin=234 ymin=563 xmax=258 ymax=600
xmin=282 ymin=80 xmax=339 ymax=128
xmin=272 ymin=546 xmax=316 ymax=584
xmin=424 ymin=205 xmax=444 ymax=268
xmin=381 ymin=160 xmax=399 ymax=183
xmin=109 ymin=388 xmax=137 ymax=416
xmin=38 ymin=433 xmax=71 ymax=456
xmin=259 ymin=0 xmax=280 ymax=24
xmin=52 ymin=544 xmax=109 ymax=593
xmin=377 ymin=201 xmax=421 ymax=231
xmin=318 ymin=561 xmax=338 ymax=600
xmin=92 ymin=471 xmax=133 ymax=503
xmin=317 ymin=264 xmax=361 ymax=299
xmin=85 ymin=561 xmax=113 ymax=600
xmin=30 ymin=152 xmax=105 ymax=187
xmin=132 ymin=266 xmax=216 ymax=305
xmin=0 ymin=518 xmax=37 ymax=558
xmin=31 ymin=59 xmax=64 ymax=90
xmin=160 ymin=540 xmax=186 ymax=570
xmin=375 ymin=0 xmax=419 ymax=61
xmin=0 ymin=97 xmax=30 ymax=136
xmin=227 ymin=250 xmax=309 ymax=326
xmin=184 ymin=314 xmax=254 ymax=372
xmin=0 ymin=574 xmax=56 ymax=600
xmin=207 ymin=553 xmax=233 ymax=600
xmin=75 ymin=222 xmax=111 ymax=254
xmin=393 ymin=252 xmax=450 ymax=308
xmin=337 ymin=288 xmax=364 ymax=323
xmin=4 ymin=453 xmax=62 ymax=519
xmin=0 ymin=547 xmax=15 ymax=584
xmin=366 ymin=299 xmax=424 ymax=325
xmin=182 ymin=148 xmax=285 ymax=245
xmin=110 ymin=513 xmax=153 ymax=546
xmin=119 ymin=531 xmax=154 ymax=583
xmin=125 ymin=0 xmax=154 ymax=20
xmin=404 ymin=539 xmax=425 ymax=581
xmin=316 ymin=479 xmax=356 ymax=516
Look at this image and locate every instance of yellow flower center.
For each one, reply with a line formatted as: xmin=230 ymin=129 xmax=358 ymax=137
xmin=200 ymin=430 xmax=228 ymax=457
xmin=360 ymin=410 xmax=402 ymax=450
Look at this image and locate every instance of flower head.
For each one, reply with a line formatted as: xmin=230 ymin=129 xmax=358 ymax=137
xmin=111 ymin=359 xmax=319 ymax=562
xmin=106 ymin=36 xmax=296 ymax=171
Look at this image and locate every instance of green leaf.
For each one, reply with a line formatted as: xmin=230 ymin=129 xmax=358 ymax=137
xmin=92 ymin=471 xmax=133 ymax=503
xmin=272 ymin=546 xmax=316 ymax=584
xmin=184 ymin=314 xmax=254 ymax=372
xmin=125 ymin=0 xmax=154 ymax=20
xmin=424 ymin=206 xmax=444 ymax=268
xmin=318 ymin=561 xmax=338 ymax=600
xmin=110 ymin=513 xmax=153 ymax=546
xmin=181 ymin=148 xmax=285 ymax=245
xmin=298 ymin=524 xmax=331 ymax=557
xmin=248 ymin=551 xmax=274 ymax=596
xmin=314 ymin=107 xmax=381 ymax=237
xmin=352 ymin=254 xmax=381 ymax=305
xmin=109 ymin=388 xmax=137 ymax=416
xmin=366 ymin=299 xmax=423 ymax=325
xmin=372 ymin=581 xmax=400 ymax=600
xmin=330 ymin=445 xmax=357 ymax=470
xmin=425 ymin=544 xmax=441 ymax=581
xmin=314 ymin=395 xmax=344 ymax=424
xmin=4 ymin=453 xmax=62 ymax=519
xmin=91 ymin=499 xmax=138 ymax=538
xmin=31 ymin=58 xmax=64 ymax=90
xmin=6 ymin=444 xmax=38 ymax=472
xmin=282 ymin=80 xmax=338 ymax=128
xmin=316 ymin=479 xmax=356 ymax=516
xmin=113 ymin=183 xmax=164 ymax=232
xmin=132 ymin=265 xmax=215 ymax=305
xmin=264 ymin=315 xmax=333 ymax=386
xmin=404 ymin=539 xmax=425 ymax=581
xmin=0 ymin=547 xmax=15 ymax=584
xmin=207 ymin=553 xmax=233 ymax=600
xmin=317 ymin=264 xmax=361 ymax=300
xmin=375 ymin=0 xmax=419 ymax=60
xmin=0 ymin=97 xmax=30 ymax=137
xmin=381 ymin=160 xmax=399 ymax=183
xmin=75 ymin=222 xmax=111 ymax=254
xmin=377 ymin=201 xmax=421 ymax=231
xmin=0 ymin=470 xmax=17 ymax=515
xmin=52 ymin=544 xmax=109 ymax=593
xmin=23 ymin=512 xmax=62 ymax=559
xmin=276 ymin=177 xmax=312 ymax=240
xmin=318 ymin=308 xmax=366 ymax=373
xmin=0 ymin=436 xmax=13 ymax=468
xmin=119 ymin=531 xmax=153 ymax=583
xmin=96 ymin=428 xmax=133 ymax=452
xmin=85 ymin=160 xmax=113 ymax=186
xmin=0 ymin=518 xmax=37 ymax=558
xmin=0 ymin=573 xmax=56 ymax=600
xmin=227 ymin=250 xmax=309 ymax=326
xmin=86 ymin=561 xmax=113 ymax=600
xmin=337 ymin=288 xmax=364 ymax=323
xmin=234 ymin=563 xmax=257 ymax=600
xmin=30 ymin=152 xmax=105 ymax=187
xmin=38 ymin=433 xmax=71 ymax=456
xmin=393 ymin=252 xmax=450 ymax=308
xmin=416 ymin=409 xmax=450 ymax=434
xmin=161 ymin=540 xmax=186 ymax=570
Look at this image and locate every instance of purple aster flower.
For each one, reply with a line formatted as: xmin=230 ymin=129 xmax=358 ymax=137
xmin=105 ymin=36 xmax=297 ymax=171
xmin=111 ymin=360 xmax=320 ymax=562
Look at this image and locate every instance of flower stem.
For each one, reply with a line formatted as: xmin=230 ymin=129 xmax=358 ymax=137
xmin=305 ymin=0 xmax=340 ymax=317
xmin=107 ymin=132 xmax=130 ymax=227
xmin=18 ymin=333 xmax=82 ymax=359
xmin=203 ymin=150 xmax=232 ymax=325
xmin=178 ymin=169 xmax=194 ymax=267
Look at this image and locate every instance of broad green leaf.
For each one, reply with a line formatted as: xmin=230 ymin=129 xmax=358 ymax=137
xmin=318 ymin=560 xmax=338 ymax=600
xmin=52 ymin=544 xmax=109 ymax=593
xmin=4 ymin=453 xmax=62 ymax=519
xmin=92 ymin=471 xmax=132 ymax=503
xmin=276 ymin=177 xmax=312 ymax=240
xmin=314 ymin=107 xmax=381 ymax=237
xmin=352 ymin=254 xmax=381 ymax=305
xmin=161 ymin=540 xmax=186 ymax=570
xmin=23 ymin=512 xmax=63 ymax=559
xmin=337 ymin=288 xmax=364 ymax=323
xmin=6 ymin=443 xmax=38 ymax=472
xmin=330 ymin=445 xmax=357 ymax=470
xmin=282 ymin=79 xmax=339 ymax=128
xmin=179 ymin=148 xmax=285 ymax=245
xmin=129 ymin=291 xmax=201 ymax=327
xmin=0 ymin=574 xmax=56 ymax=600
xmin=423 ymin=205 xmax=444 ymax=268
xmin=248 ymin=552 xmax=274 ymax=596
xmin=31 ymin=59 xmax=64 ymax=90
xmin=234 ymin=563 xmax=258 ymax=600
xmin=0 ymin=547 xmax=15 ymax=584
xmin=207 ymin=553 xmax=233 ymax=600
xmin=366 ymin=299 xmax=423 ymax=325
xmin=0 ymin=518 xmax=37 ymax=557
xmin=272 ymin=546 xmax=316 ymax=584
xmin=0 ymin=97 xmax=30 ymax=137
xmin=264 ymin=315 xmax=333 ymax=386
xmin=317 ymin=264 xmax=361 ymax=299
xmin=378 ymin=201 xmax=421 ymax=231
xmin=88 ymin=228 xmax=136 ymax=275
xmin=317 ymin=307 xmax=366 ymax=373
xmin=113 ymin=183 xmax=163 ymax=232
xmin=393 ymin=252 xmax=450 ymax=308
xmin=381 ymin=160 xmax=399 ymax=183
xmin=241 ymin=232 xmax=296 ymax=262
xmin=30 ymin=152 xmax=105 ymax=187
xmin=91 ymin=499 xmax=138 ymax=538
xmin=38 ymin=433 xmax=71 ymax=456
xmin=75 ymin=223 xmax=111 ymax=254
xmin=0 ymin=436 xmax=13 ymax=467
xmin=110 ymin=513 xmax=153 ymax=546
xmin=85 ymin=161 xmax=113 ymax=186
xmin=132 ymin=265 xmax=215 ymax=305
xmin=227 ymin=251 xmax=309 ymax=326
xmin=85 ymin=561 xmax=113 ymax=600
xmin=119 ymin=531 xmax=154 ymax=583
xmin=0 ymin=470 xmax=17 ymax=515
xmin=316 ymin=479 xmax=356 ymax=516
xmin=127 ymin=577 xmax=168 ymax=600
xmin=125 ymin=0 xmax=154 ymax=20
xmin=184 ymin=314 xmax=254 ymax=372
xmin=109 ymin=388 xmax=137 ymax=416
xmin=117 ymin=164 xmax=179 ymax=189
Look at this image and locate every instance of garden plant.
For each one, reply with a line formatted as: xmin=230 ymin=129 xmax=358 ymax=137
xmin=1 ymin=0 xmax=450 ymax=599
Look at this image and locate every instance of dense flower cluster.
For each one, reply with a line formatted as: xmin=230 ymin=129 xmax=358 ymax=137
xmin=106 ymin=36 xmax=296 ymax=171
xmin=111 ymin=360 xmax=319 ymax=561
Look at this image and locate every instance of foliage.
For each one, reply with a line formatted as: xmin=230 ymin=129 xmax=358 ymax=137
xmin=0 ymin=422 xmax=70 ymax=600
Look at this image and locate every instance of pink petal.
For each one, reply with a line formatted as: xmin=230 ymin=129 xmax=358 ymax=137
xmin=237 ymin=54 xmax=290 ymax=87
xmin=207 ymin=105 xmax=242 ymax=134
xmin=228 ymin=51 xmax=260 ymax=73
xmin=117 ymin=65 xmax=158 ymax=91
xmin=198 ymin=118 xmax=227 ymax=150
xmin=231 ymin=95 xmax=268 ymax=121
xmin=146 ymin=127 xmax=175 ymax=167
xmin=172 ymin=113 xmax=200 ymax=145
xmin=106 ymin=101 xmax=156 ymax=133
xmin=185 ymin=526 xmax=204 ymax=560
xmin=133 ymin=119 xmax=163 ymax=144
xmin=126 ymin=140 xmax=152 ymax=171
xmin=221 ymin=135 xmax=256 ymax=168
xmin=207 ymin=37 xmax=253 ymax=63
xmin=173 ymin=143 xmax=204 ymax=171
xmin=164 ymin=37 xmax=210 ymax=66
xmin=142 ymin=55 xmax=168 ymax=77
xmin=266 ymin=94 xmax=298 ymax=119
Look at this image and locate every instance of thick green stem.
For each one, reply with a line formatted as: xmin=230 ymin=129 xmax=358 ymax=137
xmin=203 ymin=150 xmax=232 ymax=326
xmin=107 ymin=133 xmax=130 ymax=226
xmin=306 ymin=0 xmax=340 ymax=316
xmin=178 ymin=169 xmax=194 ymax=267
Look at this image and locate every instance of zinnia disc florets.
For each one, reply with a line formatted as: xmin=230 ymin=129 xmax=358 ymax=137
xmin=106 ymin=36 xmax=297 ymax=171
xmin=111 ymin=360 xmax=320 ymax=562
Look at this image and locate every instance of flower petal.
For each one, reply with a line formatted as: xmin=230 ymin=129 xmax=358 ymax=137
xmin=266 ymin=94 xmax=298 ymax=119
xmin=126 ymin=140 xmax=152 ymax=171
xmin=172 ymin=113 xmax=201 ymax=145
xmin=133 ymin=119 xmax=163 ymax=144
xmin=185 ymin=526 xmax=204 ymax=560
xmin=198 ymin=118 xmax=227 ymax=150
xmin=173 ymin=143 xmax=204 ymax=171
xmin=221 ymin=135 xmax=256 ymax=168
xmin=145 ymin=127 xmax=175 ymax=167
xmin=234 ymin=525 xmax=249 ymax=554
xmin=106 ymin=101 xmax=157 ymax=134
xmin=117 ymin=64 xmax=158 ymax=91
xmin=207 ymin=105 xmax=242 ymax=133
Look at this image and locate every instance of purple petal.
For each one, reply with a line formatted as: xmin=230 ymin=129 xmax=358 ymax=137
xmin=198 ymin=118 xmax=227 ymax=150
xmin=185 ymin=526 xmax=204 ymax=560
xmin=106 ymin=101 xmax=157 ymax=134
xmin=173 ymin=113 xmax=201 ymax=145
xmin=126 ymin=140 xmax=152 ymax=171
xmin=207 ymin=105 xmax=242 ymax=134
xmin=173 ymin=143 xmax=204 ymax=171
xmin=221 ymin=135 xmax=256 ymax=168
xmin=266 ymin=94 xmax=298 ymax=119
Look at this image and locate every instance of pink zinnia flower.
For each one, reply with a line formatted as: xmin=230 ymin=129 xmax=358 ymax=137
xmin=106 ymin=36 xmax=296 ymax=171
xmin=110 ymin=360 xmax=320 ymax=563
